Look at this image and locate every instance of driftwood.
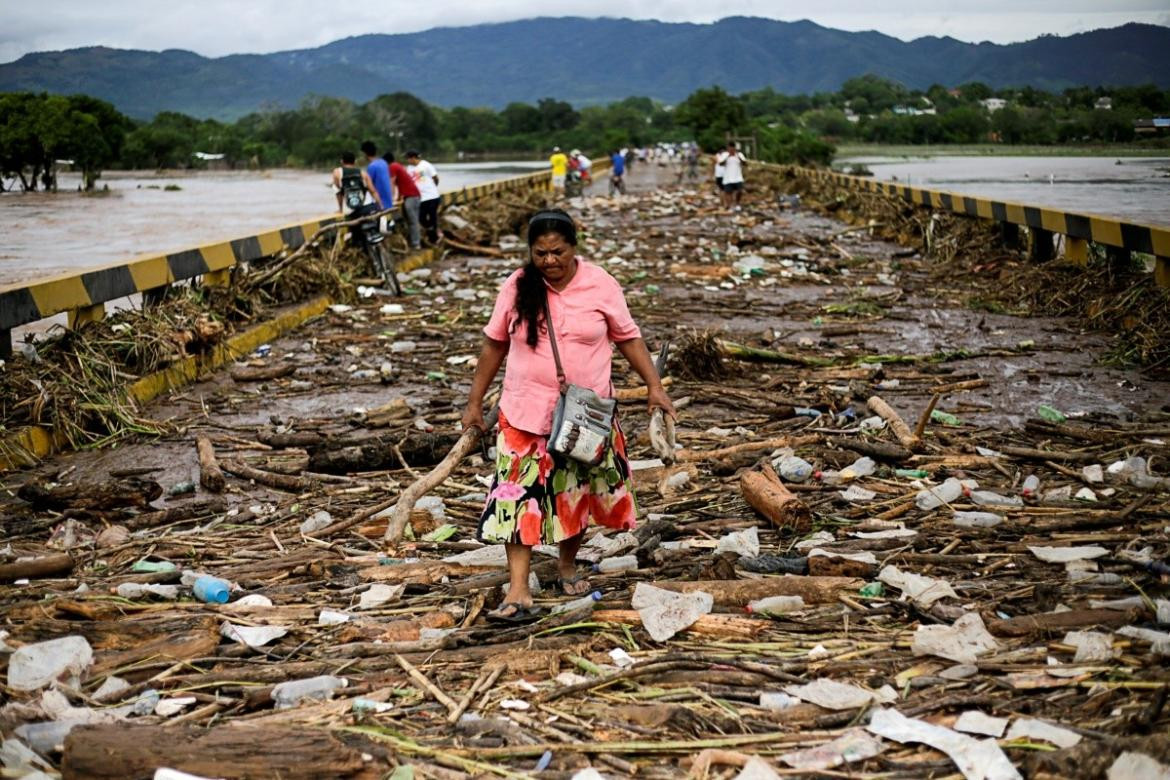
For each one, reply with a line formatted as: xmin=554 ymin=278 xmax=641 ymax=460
xmin=650 ymin=577 xmax=861 ymax=606
xmin=740 ymin=464 xmax=811 ymax=530
xmin=385 ymin=407 xmax=499 ymax=541
xmin=308 ymin=431 xmax=462 ymax=474
xmin=221 ymin=459 xmax=315 ymax=492
xmin=677 ymin=434 xmax=819 ymax=463
xmin=867 ymin=395 xmax=922 ymax=451
xmin=0 ymin=553 xmax=74 ymax=582
xmin=126 ymin=497 xmax=227 ymax=530
xmin=593 ymin=609 xmax=768 ymax=639
xmin=987 ymin=607 xmax=1143 ymax=637
xmin=230 ymin=362 xmax=298 ymax=382
xmin=17 ymin=477 xmax=162 ymax=511
xmin=195 ymin=435 xmax=225 ymax=493
xmin=62 ymin=723 xmax=378 ymax=780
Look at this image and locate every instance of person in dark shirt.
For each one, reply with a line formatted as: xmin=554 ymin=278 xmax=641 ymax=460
xmin=384 ymin=151 xmax=422 ymax=250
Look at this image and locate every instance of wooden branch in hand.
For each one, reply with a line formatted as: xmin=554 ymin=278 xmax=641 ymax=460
xmin=384 ymin=406 xmax=499 ymax=542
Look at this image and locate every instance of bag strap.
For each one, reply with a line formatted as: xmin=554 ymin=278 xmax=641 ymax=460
xmin=542 ymin=299 xmax=567 ymax=390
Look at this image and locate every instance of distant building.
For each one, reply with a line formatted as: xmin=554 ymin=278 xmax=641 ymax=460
xmin=1095 ymin=97 xmax=1113 ymax=111
xmin=980 ymin=98 xmax=1007 ymax=112
xmin=1134 ymin=117 xmax=1170 ymax=135
xmin=192 ymin=151 xmax=228 ymax=170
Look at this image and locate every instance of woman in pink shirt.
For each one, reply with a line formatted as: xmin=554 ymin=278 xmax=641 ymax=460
xmin=463 ymin=209 xmax=674 ymax=622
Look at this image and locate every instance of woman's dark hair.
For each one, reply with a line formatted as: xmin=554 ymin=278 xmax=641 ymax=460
xmin=514 ymin=210 xmax=577 ymax=348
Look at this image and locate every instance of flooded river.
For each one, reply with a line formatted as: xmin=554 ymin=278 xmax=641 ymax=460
xmin=0 ymin=161 xmax=547 ymax=287
xmin=837 ymin=154 xmax=1170 ymax=227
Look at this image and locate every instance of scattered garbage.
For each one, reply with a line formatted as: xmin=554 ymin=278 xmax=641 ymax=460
xmin=631 ymin=583 xmax=713 ymax=641
xmin=271 ymin=676 xmax=348 ymax=709
xmin=7 ymin=636 xmax=93 ymax=692
xmin=911 ymin=613 xmax=999 ymax=664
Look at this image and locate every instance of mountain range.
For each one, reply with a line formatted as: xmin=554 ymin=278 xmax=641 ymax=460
xmin=2 ymin=17 xmax=1168 ymax=120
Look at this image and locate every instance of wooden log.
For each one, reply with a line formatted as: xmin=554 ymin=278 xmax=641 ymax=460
xmin=126 ymin=497 xmax=227 ymax=530
xmin=307 ymin=430 xmax=462 ymax=474
xmin=987 ymin=607 xmax=1142 ymax=637
xmin=836 ymin=437 xmax=912 ymax=462
xmin=0 ymin=553 xmax=74 ymax=582
xmin=229 ymin=362 xmax=297 ymax=382
xmin=649 ymin=577 xmax=862 ymax=607
xmin=384 ymin=407 xmax=498 ymax=542
xmin=740 ymin=464 xmax=811 ymax=531
xmin=61 ymin=723 xmax=379 ymax=780
xmin=677 ymin=434 xmax=820 ymax=463
xmin=867 ymin=395 xmax=921 ymax=451
xmin=256 ymin=429 xmax=324 ymax=448
xmin=593 ymin=609 xmax=768 ymax=639
xmin=718 ymin=339 xmax=834 ymax=368
xmin=17 ymin=477 xmax=162 ymax=511
xmin=195 ymin=436 xmax=225 ymax=493
xmin=807 ymin=554 xmax=877 ymax=579
xmin=999 ymin=445 xmax=1098 ymax=463
xmin=913 ymin=394 xmax=941 ymax=440
xmin=221 ymin=459 xmax=315 ymax=492
xmin=929 ymin=378 xmax=989 ymax=394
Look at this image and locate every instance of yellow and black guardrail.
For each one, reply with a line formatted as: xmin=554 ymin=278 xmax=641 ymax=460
xmin=778 ymin=165 xmax=1170 ymax=287
xmin=0 ymin=167 xmax=560 ymax=355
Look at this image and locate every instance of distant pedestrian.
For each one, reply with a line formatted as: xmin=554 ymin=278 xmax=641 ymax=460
xmin=609 ymin=149 xmax=626 ymax=196
xmin=571 ymin=150 xmax=592 ymax=184
xmin=549 ymin=146 xmax=568 ymax=195
xmin=407 ymin=150 xmax=441 ymax=245
xmin=362 ymin=141 xmax=393 ymax=225
xmin=383 ymin=151 xmax=422 ymax=250
xmin=721 ymin=141 xmax=746 ymax=210
xmin=713 ymin=146 xmax=727 ymax=196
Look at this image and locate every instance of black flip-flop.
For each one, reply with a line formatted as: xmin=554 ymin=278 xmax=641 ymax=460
xmin=558 ymin=573 xmax=592 ymax=596
xmin=486 ymin=602 xmax=544 ymax=624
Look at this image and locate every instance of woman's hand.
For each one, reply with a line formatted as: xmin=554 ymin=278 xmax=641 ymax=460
xmin=646 ymin=384 xmax=676 ymax=420
xmin=462 ymin=404 xmax=486 ymax=435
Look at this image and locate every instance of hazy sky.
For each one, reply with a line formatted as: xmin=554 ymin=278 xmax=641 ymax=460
xmin=2 ymin=0 xmax=1167 ymax=63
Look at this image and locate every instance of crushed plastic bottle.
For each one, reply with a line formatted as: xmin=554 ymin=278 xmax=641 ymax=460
xmin=550 ymin=591 xmax=603 ymax=615
xmin=952 ymin=511 xmax=1004 ymax=528
xmin=774 ymin=455 xmax=814 ymax=483
xmin=746 ymin=595 xmax=805 ymax=615
xmin=896 ymin=468 xmax=930 ymax=479
xmin=596 ymin=555 xmax=638 ymax=574
xmin=859 ymin=582 xmax=884 ymax=598
xmin=915 ymin=478 xmax=964 ymax=510
xmin=271 ymin=675 xmax=348 ymax=709
xmin=1021 ymin=474 xmax=1041 ymax=497
xmin=1037 ymin=404 xmax=1067 ymax=423
xmin=969 ymin=490 xmax=1024 ymax=508
xmin=839 ymin=456 xmax=875 ymax=480
xmin=116 ymin=583 xmax=179 ymax=600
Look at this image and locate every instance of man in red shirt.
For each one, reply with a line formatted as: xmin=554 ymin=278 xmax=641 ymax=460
xmin=383 ymin=152 xmax=423 ymax=250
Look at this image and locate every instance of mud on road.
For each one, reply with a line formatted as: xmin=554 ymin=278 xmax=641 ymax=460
xmin=2 ymin=162 xmax=1169 ymax=778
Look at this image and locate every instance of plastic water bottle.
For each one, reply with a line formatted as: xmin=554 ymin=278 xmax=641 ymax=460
xmin=774 ymin=455 xmax=814 ymax=483
xmin=551 ymin=591 xmax=602 ymax=615
xmin=915 ymin=478 xmax=964 ymax=510
xmin=596 ymin=555 xmax=638 ymax=574
xmin=969 ymin=490 xmax=1023 ymax=508
xmin=192 ymin=575 xmax=230 ymax=604
xmin=745 ymin=595 xmax=805 ymax=615
xmin=1021 ymin=474 xmax=1041 ymax=497
xmin=840 ymin=456 xmax=875 ymax=480
xmin=952 ymin=511 xmax=1004 ymax=528
xmin=271 ymin=675 xmax=348 ymax=709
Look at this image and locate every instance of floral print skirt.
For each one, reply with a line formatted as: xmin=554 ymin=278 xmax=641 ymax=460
xmin=477 ymin=409 xmax=638 ymax=546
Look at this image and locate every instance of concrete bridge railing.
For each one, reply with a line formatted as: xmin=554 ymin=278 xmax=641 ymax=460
xmin=769 ymin=164 xmax=1170 ymax=287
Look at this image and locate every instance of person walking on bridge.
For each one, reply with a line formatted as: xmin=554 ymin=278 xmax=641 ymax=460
xmin=549 ymin=147 xmax=568 ymax=196
xmin=407 ymin=150 xmax=441 ymax=246
xmin=383 ymin=151 xmax=422 ymax=251
xmin=462 ymin=209 xmax=675 ymax=622
xmin=720 ymin=141 xmax=747 ymax=210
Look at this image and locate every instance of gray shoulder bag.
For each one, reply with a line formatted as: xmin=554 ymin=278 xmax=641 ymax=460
xmin=544 ymin=301 xmax=616 ymax=466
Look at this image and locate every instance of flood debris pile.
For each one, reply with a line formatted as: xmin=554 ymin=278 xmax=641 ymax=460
xmin=1 ymin=167 xmax=1169 ymax=779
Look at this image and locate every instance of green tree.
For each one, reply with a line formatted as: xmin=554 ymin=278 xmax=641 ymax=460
xmin=674 ymin=86 xmax=746 ymax=151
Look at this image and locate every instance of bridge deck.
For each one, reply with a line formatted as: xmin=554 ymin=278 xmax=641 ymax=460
xmin=3 ymin=160 xmax=1168 ymax=778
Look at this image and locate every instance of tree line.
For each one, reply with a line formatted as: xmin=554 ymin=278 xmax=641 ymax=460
xmin=2 ymin=77 xmax=1166 ymax=191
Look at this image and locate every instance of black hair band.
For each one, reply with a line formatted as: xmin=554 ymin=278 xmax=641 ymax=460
xmin=528 ymin=211 xmax=575 ymax=231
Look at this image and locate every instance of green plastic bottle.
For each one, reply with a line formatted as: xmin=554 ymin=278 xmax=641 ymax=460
xmin=1037 ymin=405 xmax=1067 ymax=423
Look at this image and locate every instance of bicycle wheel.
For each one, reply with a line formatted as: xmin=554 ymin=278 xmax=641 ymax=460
xmin=375 ymin=243 xmax=402 ymax=296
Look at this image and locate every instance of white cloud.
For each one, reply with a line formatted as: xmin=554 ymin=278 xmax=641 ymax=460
xmin=1 ymin=0 xmax=1165 ymax=62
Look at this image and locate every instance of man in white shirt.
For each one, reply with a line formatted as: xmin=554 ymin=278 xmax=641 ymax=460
xmin=713 ymin=148 xmax=727 ymax=195
xmin=406 ymin=150 xmax=441 ymax=245
xmin=720 ymin=142 xmax=746 ymax=210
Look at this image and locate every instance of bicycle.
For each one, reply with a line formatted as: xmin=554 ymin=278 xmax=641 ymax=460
xmin=350 ymin=205 xmax=402 ymax=296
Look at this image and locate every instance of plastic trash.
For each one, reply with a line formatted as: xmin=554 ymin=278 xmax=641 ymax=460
xmin=415 ymin=495 xmax=447 ymax=522
xmin=596 ymin=555 xmax=638 ymax=574
xmin=131 ymin=559 xmax=177 ymax=573
xmin=734 ymin=757 xmax=782 ymax=780
xmin=1082 ymin=464 xmax=1104 ymax=484
xmin=773 ymin=454 xmax=814 ymax=482
xmin=759 ymin=691 xmax=801 ymax=711
xmin=859 ymin=582 xmax=884 ymax=598
xmin=1108 ymin=752 xmax=1170 ymax=779
xmin=952 ymin=511 xmax=1004 ymax=528
xmin=550 ymin=591 xmax=602 ymax=615
xmin=916 ymin=478 xmax=964 ymax=510
xmin=839 ymin=485 xmax=876 ymax=502
xmin=858 ymin=415 xmax=886 ymax=432
xmin=299 ymin=510 xmax=332 ymax=534
xmin=879 ymin=565 xmax=958 ymax=607
xmin=839 ymin=456 xmax=875 ymax=480
xmin=318 ymin=609 xmax=351 ymax=626
xmin=390 ymin=340 xmax=417 ymax=353
xmin=271 ymin=675 xmax=348 ymax=709
xmin=631 ymin=582 xmax=713 ymax=641
xmin=746 ymin=595 xmax=805 ymax=616
xmin=783 ymin=679 xmax=896 ymax=710
xmin=192 ymin=575 xmax=230 ymax=604
xmin=867 ymin=708 xmax=1021 ymax=780
xmin=1036 ymin=404 xmax=1067 ymax=423
xmin=359 ymin=583 xmax=405 ymax=610
xmin=1021 ymin=474 xmax=1041 ymax=497
xmin=778 ymin=727 xmax=886 ymax=771
xmin=220 ymin=621 xmax=288 ymax=648
xmin=930 ymin=410 xmax=962 ymax=426
xmin=1004 ymin=718 xmax=1081 ymax=748
xmin=896 ymin=468 xmax=930 ymax=479
xmin=953 ymin=710 xmax=1008 ymax=737
xmin=7 ymin=636 xmax=93 ymax=691
xmin=969 ymin=490 xmax=1023 ymax=508
xmin=1028 ymin=545 xmax=1108 ymax=563
xmin=911 ymin=612 xmax=999 ymax=664
xmin=1064 ymin=630 xmax=1114 ymax=662
xmin=715 ymin=527 xmax=760 ymax=558
xmin=116 ymin=582 xmax=179 ymax=600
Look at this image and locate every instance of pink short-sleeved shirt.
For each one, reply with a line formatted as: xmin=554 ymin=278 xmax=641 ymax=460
xmin=484 ymin=258 xmax=641 ymax=435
